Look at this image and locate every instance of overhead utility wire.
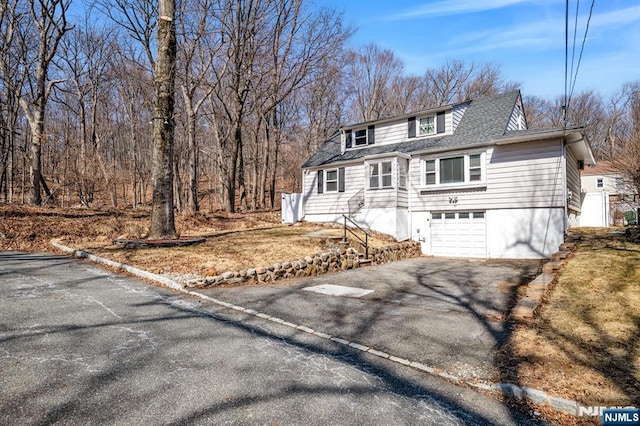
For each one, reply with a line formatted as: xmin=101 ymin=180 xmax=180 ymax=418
xmin=564 ymin=0 xmax=569 ymax=129
xmin=568 ymin=0 xmax=596 ymax=104
xmin=568 ymin=0 xmax=581 ymax=118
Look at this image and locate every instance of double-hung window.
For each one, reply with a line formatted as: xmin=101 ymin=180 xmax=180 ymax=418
xmin=597 ymin=178 xmax=604 ymax=188
xmin=354 ymin=128 xmax=368 ymax=146
xmin=469 ymin=154 xmax=482 ymax=182
xmin=419 ymin=116 xmax=435 ymax=136
xmin=325 ymin=169 xmax=338 ymax=192
xmin=369 ymin=161 xmax=392 ymax=189
xmin=398 ymin=160 xmax=408 ymax=189
xmin=423 ymin=153 xmax=484 ymax=186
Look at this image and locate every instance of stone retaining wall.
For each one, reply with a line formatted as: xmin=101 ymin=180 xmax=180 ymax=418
xmin=186 ymin=241 xmax=422 ymax=288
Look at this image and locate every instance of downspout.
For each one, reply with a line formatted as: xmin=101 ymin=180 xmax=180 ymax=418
xmin=562 ymin=138 xmax=568 ymax=235
xmin=408 ymin=156 xmax=413 ymax=242
xmin=301 ymin=169 xmax=306 ymax=220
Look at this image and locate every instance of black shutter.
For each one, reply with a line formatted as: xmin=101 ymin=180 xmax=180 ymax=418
xmin=317 ymin=170 xmax=323 ymax=194
xmin=408 ymin=117 xmax=416 ymax=138
xmin=437 ymin=112 xmax=445 ymax=134
xmin=345 ymin=130 xmax=352 ymax=149
xmin=367 ymin=125 xmax=375 ymax=145
xmin=338 ymin=167 xmax=345 ymax=192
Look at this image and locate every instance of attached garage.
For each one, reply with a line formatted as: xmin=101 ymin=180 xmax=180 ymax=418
xmin=430 ymin=211 xmax=487 ymax=258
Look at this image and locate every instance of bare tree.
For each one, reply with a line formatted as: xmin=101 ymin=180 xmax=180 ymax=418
xmin=176 ymin=0 xmax=216 ymax=212
xmin=0 ymin=0 xmax=22 ymax=203
xmin=418 ymin=59 xmax=474 ymax=107
xmin=252 ymin=2 xmax=352 ymax=209
xmin=522 ymin=95 xmax=556 ymax=129
xmin=96 ymin=0 xmax=157 ymax=72
xmin=56 ymin=23 xmax=115 ymax=206
xmin=148 ymin=0 xmax=177 ymax=238
xmin=207 ymin=0 xmax=264 ymax=213
xmin=7 ymin=0 xmax=72 ymax=205
xmin=610 ymin=82 xmax=640 ymax=197
xmin=346 ymin=43 xmax=404 ymax=122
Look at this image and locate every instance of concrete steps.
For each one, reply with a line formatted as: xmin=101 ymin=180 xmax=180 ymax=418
xmin=542 ymin=261 xmax=563 ymax=274
xmin=511 ymin=236 xmax=579 ymax=320
xmin=551 ymin=250 xmax=571 ymax=261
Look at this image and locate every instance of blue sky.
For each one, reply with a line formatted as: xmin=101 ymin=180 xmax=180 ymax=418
xmin=323 ymin=0 xmax=640 ymax=100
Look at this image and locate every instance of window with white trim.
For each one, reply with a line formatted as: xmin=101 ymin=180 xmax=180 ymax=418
xmin=354 ymin=128 xmax=367 ymax=146
xmin=399 ymin=160 xmax=408 ymax=189
xmin=596 ymin=178 xmax=604 ymax=188
xmin=469 ymin=154 xmax=482 ymax=182
xmin=369 ymin=161 xmax=392 ymax=189
xmin=325 ymin=169 xmax=338 ymax=192
xmin=419 ymin=116 xmax=435 ymax=136
xmin=422 ymin=153 xmax=485 ymax=186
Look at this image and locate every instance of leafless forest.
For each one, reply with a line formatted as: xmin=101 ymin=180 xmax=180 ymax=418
xmin=1 ymin=0 xmax=639 ymax=214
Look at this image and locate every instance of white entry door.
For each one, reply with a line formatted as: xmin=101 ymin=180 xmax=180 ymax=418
xmin=430 ymin=211 xmax=487 ymax=258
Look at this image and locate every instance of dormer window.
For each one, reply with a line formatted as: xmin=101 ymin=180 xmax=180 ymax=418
xmin=408 ymin=111 xmax=445 ymax=138
xmin=354 ymin=128 xmax=368 ymax=146
xmin=419 ymin=116 xmax=436 ymax=136
xmin=345 ymin=125 xmax=375 ymax=149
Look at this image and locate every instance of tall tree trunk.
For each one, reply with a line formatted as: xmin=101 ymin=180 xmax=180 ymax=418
xmin=29 ymin=117 xmax=43 ymax=205
xmin=148 ymin=0 xmax=177 ymax=239
xmin=238 ymin=139 xmax=247 ymax=212
xmin=186 ymin=111 xmax=199 ymax=212
xmin=227 ymin=123 xmax=241 ymax=213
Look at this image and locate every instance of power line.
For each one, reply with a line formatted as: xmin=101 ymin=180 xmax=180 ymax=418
xmin=569 ymin=0 xmax=596 ymax=103
xmin=568 ymin=0 xmax=580 ymax=116
xmin=564 ymin=0 xmax=596 ymax=126
xmin=564 ymin=0 xmax=569 ymax=129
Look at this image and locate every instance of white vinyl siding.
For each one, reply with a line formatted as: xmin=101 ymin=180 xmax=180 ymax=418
xmin=566 ymin=148 xmax=581 ymax=212
xmin=506 ymin=102 xmax=527 ymax=131
xmin=451 ymin=103 xmax=468 ymax=132
xmin=365 ymin=156 xmax=408 ymax=209
xmin=409 ymin=138 xmax=565 ymax=211
xmin=303 ymin=164 xmax=363 ymax=215
xmin=373 ymin=121 xmax=407 ymax=144
xmin=347 ymin=111 xmax=453 ymax=148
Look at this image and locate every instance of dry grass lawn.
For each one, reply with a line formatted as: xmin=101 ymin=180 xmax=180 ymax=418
xmin=0 ymin=205 xmax=396 ymax=276
xmin=508 ymin=228 xmax=640 ymax=408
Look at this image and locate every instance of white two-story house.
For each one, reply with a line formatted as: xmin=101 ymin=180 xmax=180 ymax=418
xmin=300 ymin=91 xmax=595 ymax=259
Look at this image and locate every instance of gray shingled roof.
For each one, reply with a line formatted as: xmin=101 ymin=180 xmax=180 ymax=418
xmin=302 ymin=91 xmax=521 ymax=168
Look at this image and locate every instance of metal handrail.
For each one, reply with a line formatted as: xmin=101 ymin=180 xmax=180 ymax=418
xmin=342 ymin=214 xmax=370 ymax=259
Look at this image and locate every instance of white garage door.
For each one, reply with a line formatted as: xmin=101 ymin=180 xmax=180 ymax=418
xmin=431 ymin=211 xmax=486 ymax=258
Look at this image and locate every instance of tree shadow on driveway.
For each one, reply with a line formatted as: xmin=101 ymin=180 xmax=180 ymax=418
xmin=0 ymin=252 xmax=544 ymax=425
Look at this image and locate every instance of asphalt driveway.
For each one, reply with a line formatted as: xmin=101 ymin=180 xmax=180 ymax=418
xmin=0 ymin=252 xmax=542 ymax=425
xmin=198 ymin=257 xmax=542 ymax=382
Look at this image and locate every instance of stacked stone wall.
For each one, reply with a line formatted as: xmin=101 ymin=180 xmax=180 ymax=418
xmin=186 ymin=241 xmax=422 ymax=288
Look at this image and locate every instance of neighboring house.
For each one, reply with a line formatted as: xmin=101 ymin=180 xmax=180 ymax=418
xmin=579 ymin=161 xmax=638 ymax=226
xmin=300 ymin=91 xmax=595 ymax=259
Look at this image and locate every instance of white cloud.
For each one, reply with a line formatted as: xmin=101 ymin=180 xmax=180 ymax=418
xmin=384 ymin=0 xmax=534 ymax=21
xmin=590 ymin=5 xmax=640 ymax=29
xmin=443 ymin=4 xmax=640 ymax=55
